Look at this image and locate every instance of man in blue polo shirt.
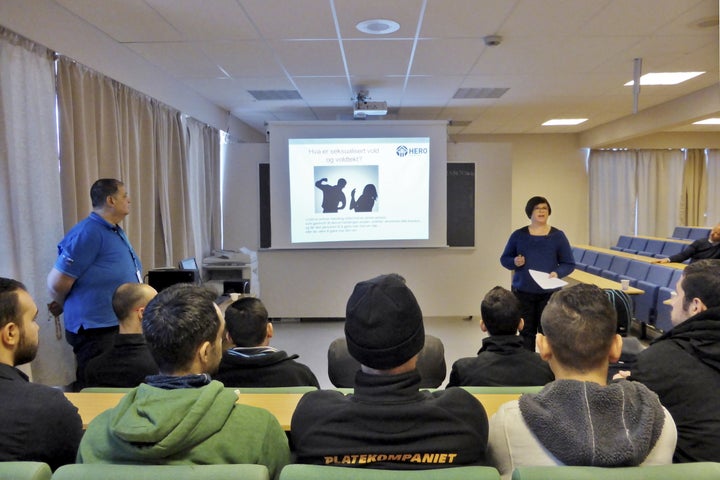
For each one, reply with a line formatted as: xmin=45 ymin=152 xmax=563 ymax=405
xmin=47 ymin=178 xmax=142 ymax=390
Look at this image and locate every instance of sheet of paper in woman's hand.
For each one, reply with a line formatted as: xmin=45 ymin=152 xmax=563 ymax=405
xmin=529 ymin=269 xmax=568 ymax=290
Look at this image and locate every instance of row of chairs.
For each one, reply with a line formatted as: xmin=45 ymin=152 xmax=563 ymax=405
xmin=611 ymin=235 xmax=688 ymax=259
xmin=7 ymin=460 xmax=720 ymax=480
xmin=671 ymin=226 xmax=711 ymax=240
xmin=572 ymin=247 xmax=681 ymax=332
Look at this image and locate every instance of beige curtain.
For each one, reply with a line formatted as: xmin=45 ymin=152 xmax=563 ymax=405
xmin=636 ymin=149 xmax=684 ymax=237
xmin=706 ymin=149 xmax=720 ymax=225
xmin=680 ymin=148 xmax=707 ymax=226
xmin=56 ymin=58 xmax=213 ymax=272
xmin=589 ymin=149 xmax=637 ymax=247
xmin=0 ymin=28 xmax=75 ymax=385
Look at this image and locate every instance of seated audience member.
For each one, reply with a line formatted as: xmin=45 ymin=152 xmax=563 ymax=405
xmin=84 ymin=282 xmax=159 ymax=388
xmin=214 ymin=296 xmax=319 ymax=388
xmin=0 ymin=278 xmax=83 ymax=470
xmin=623 ymin=259 xmax=720 ymax=462
xmin=78 ymin=284 xmax=290 ymax=478
xmin=488 ymin=284 xmax=676 ymax=479
xmin=447 ymin=286 xmax=554 ymax=387
xmin=291 ymin=274 xmax=488 ymax=469
xmin=654 ymin=223 xmax=720 ymax=264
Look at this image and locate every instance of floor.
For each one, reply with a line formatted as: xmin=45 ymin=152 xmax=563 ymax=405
xmin=271 ymin=316 xmax=488 ymax=389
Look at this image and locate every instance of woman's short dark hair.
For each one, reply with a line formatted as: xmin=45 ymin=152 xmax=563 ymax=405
xmin=142 ymin=284 xmax=220 ymax=373
xmin=525 ymin=196 xmax=551 ymax=218
xmin=90 ymin=178 xmax=123 ymax=208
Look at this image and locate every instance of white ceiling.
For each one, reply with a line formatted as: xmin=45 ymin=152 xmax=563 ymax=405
xmin=51 ymin=0 xmax=719 ymax=137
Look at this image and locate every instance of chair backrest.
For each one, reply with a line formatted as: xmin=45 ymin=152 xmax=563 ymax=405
xmin=627 ymin=237 xmax=648 ymax=251
xmin=581 ymin=250 xmax=598 ymax=266
xmin=593 ymin=253 xmax=613 ymax=270
xmin=608 ymin=256 xmax=630 ymax=276
xmin=572 ymin=247 xmax=585 ymax=263
xmin=615 ymin=235 xmax=633 ymax=249
xmin=672 ymin=226 xmax=691 ymax=239
xmin=460 ymin=385 xmax=544 ymax=394
xmin=51 ymin=464 xmax=269 ymax=480
xmin=645 ymin=264 xmax=674 ymax=287
xmin=511 ymin=463 xmax=720 ymax=480
xmin=328 ymin=335 xmax=447 ymax=388
xmin=231 ymin=386 xmax=318 ymax=394
xmin=687 ymin=227 xmax=711 ymax=240
xmin=642 ymin=239 xmax=665 ymax=254
xmin=0 ymin=462 xmax=51 ymax=480
xmin=622 ymin=261 xmax=650 ymax=282
xmin=660 ymin=241 xmax=685 ymax=257
xmin=279 ymin=464 xmax=500 ymax=480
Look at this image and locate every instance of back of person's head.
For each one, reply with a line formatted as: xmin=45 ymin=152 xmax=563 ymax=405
xmin=481 ymin=286 xmax=522 ymax=335
xmin=680 ymin=259 xmax=720 ymax=309
xmin=363 ymin=184 xmax=378 ymax=199
xmin=540 ymin=284 xmax=616 ymax=372
xmin=225 ymin=297 xmax=269 ymax=347
xmin=0 ymin=278 xmax=26 ymax=329
xmin=525 ymin=195 xmax=552 ymax=218
xmin=90 ymin=178 xmax=123 ymax=208
xmin=337 ymin=178 xmax=347 ymax=187
xmin=112 ymin=283 xmax=157 ymax=323
xmin=142 ymin=283 xmax=220 ymax=373
xmin=344 ymin=273 xmax=424 ymax=370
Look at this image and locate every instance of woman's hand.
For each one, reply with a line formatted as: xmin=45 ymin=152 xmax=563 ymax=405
xmin=514 ymin=255 xmax=525 ymax=267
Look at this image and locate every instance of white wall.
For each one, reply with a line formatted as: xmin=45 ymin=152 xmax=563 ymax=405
xmin=223 ymin=141 xmax=512 ymax=318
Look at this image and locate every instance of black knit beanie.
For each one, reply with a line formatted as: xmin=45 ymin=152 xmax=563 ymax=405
xmin=345 ymin=274 xmax=425 ymax=370
xmin=525 ymin=196 xmax=552 ymax=218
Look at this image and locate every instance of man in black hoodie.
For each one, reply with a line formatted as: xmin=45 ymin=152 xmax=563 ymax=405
xmin=625 ymin=259 xmax=720 ymax=462
xmin=214 ymin=296 xmax=319 ymax=388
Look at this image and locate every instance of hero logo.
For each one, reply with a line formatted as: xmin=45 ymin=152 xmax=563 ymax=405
xmin=396 ymin=145 xmax=428 ymax=157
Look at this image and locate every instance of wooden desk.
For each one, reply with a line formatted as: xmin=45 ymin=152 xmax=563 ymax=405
xmin=66 ymin=391 xmax=520 ymax=430
xmin=574 ymin=244 xmax=686 ymax=270
xmin=566 ymin=269 xmax=644 ymax=294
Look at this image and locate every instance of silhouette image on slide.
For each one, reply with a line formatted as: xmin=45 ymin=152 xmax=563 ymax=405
xmin=350 ymin=184 xmax=378 ymax=212
xmin=315 ymin=177 xmax=347 ymax=213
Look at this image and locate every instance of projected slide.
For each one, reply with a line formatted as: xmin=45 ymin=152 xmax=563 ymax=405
xmin=288 ymin=137 xmax=430 ymax=244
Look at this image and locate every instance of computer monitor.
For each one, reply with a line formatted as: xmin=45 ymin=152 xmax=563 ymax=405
xmin=147 ymin=269 xmax=197 ymax=292
xmin=179 ymin=257 xmax=199 ymax=271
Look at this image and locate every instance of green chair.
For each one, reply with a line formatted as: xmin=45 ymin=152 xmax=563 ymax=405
xmin=279 ymin=464 xmax=500 ymax=480
xmin=0 ymin=462 xmax=51 ymax=480
xmin=79 ymin=387 xmax=132 ymax=393
xmin=51 ymin=464 xmax=269 ymax=480
xmin=460 ymin=386 xmax=544 ymax=394
xmin=229 ymin=386 xmax=318 ymax=394
xmin=511 ymin=463 xmax=720 ymax=480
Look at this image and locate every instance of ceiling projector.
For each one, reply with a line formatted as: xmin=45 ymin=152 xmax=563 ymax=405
xmin=353 ymin=100 xmax=387 ymax=116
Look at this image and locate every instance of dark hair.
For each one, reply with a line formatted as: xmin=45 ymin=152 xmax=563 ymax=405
xmin=540 ymin=284 xmax=616 ymax=372
xmin=0 ymin=278 xmax=26 ymax=329
xmin=362 ymin=184 xmax=378 ymax=200
xmin=525 ymin=196 xmax=551 ymax=219
xmin=142 ymin=284 xmax=221 ymax=373
xmin=680 ymin=259 xmax=720 ymax=310
xmin=480 ymin=286 xmax=522 ymax=335
xmin=90 ymin=178 xmax=123 ymax=208
xmin=225 ymin=297 xmax=269 ymax=347
xmin=112 ymin=283 xmax=152 ymax=321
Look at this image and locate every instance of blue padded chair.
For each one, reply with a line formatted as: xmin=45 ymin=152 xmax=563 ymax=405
xmin=637 ymin=239 xmax=665 ymax=257
xmin=580 ymin=250 xmax=598 ymax=270
xmin=635 ymin=265 xmax=674 ymax=326
xmin=618 ymin=261 xmax=650 ymax=287
xmin=687 ymin=227 xmax=711 ymax=240
xmin=625 ymin=237 xmax=648 ymax=254
xmin=587 ymin=253 xmax=612 ymax=276
xmin=672 ymin=226 xmax=691 ymax=239
xmin=654 ymin=269 xmax=684 ymax=333
xmin=51 ymin=464 xmax=269 ymax=480
xmin=658 ymin=241 xmax=685 ymax=259
xmin=613 ymin=235 xmax=633 ymax=250
xmin=572 ymin=247 xmax=585 ymax=263
xmin=279 ymin=464 xmax=500 ymax=480
xmin=510 ymin=463 xmax=720 ymax=480
xmin=602 ymin=256 xmax=630 ymax=281
xmin=0 ymin=462 xmax=51 ymax=480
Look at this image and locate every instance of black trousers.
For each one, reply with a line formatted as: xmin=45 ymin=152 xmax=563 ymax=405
xmin=65 ymin=326 xmax=118 ymax=391
xmin=512 ymin=289 xmax=553 ymax=351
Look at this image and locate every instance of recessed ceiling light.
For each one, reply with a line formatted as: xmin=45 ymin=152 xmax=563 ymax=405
xmin=542 ymin=119 xmax=588 ymax=126
xmin=356 ymin=19 xmax=400 ymax=35
xmin=624 ymin=72 xmax=704 ymax=86
xmin=693 ymin=118 xmax=720 ymax=125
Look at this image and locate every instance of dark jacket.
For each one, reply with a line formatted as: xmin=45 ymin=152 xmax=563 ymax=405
xmin=447 ymin=335 xmax=554 ymax=387
xmin=629 ymin=306 xmax=720 ymax=462
xmin=215 ymin=347 xmax=319 ymax=388
xmin=0 ymin=363 xmax=83 ymax=470
xmin=84 ymin=333 xmax=159 ymax=388
xmin=291 ymin=370 xmax=489 ymax=469
xmin=668 ymin=238 xmax=720 ymax=263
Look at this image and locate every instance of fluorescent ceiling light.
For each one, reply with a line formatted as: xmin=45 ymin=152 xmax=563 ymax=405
xmin=693 ymin=118 xmax=720 ymax=125
xmin=624 ymin=72 xmax=704 ymax=86
xmin=542 ymin=118 xmax=588 ymax=126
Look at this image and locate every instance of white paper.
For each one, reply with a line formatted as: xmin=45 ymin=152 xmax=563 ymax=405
xmin=529 ymin=269 xmax=568 ymax=290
